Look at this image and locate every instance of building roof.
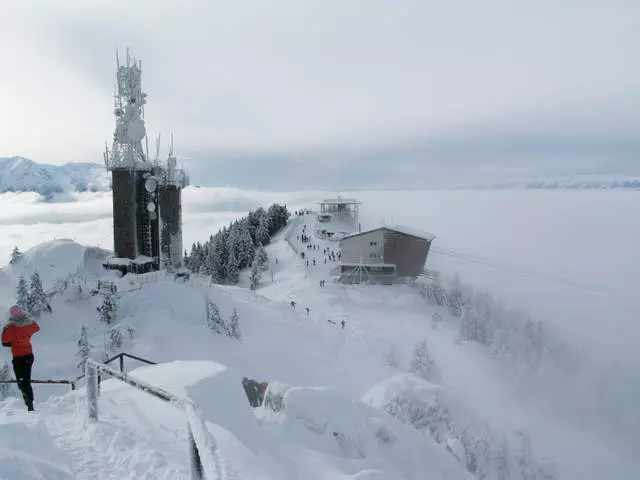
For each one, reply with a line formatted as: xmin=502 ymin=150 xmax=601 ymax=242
xmin=341 ymin=225 xmax=436 ymax=242
xmin=318 ymin=198 xmax=361 ymax=205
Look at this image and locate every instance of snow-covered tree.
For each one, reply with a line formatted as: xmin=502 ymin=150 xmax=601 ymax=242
xmin=15 ymin=275 xmax=29 ymax=311
xmin=446 ymin=275 xmax=465 ymax=317
xmin=97 ymin=290 xmax=117 ymax=325
xmin=9 ymin=246 xmax=22 ymax=265
xmin=249 ymin=260 xmax=262 ymax=291
xmin=255 ymin=246 xmax=269 ymax=271
xmin=410 ymin=339 xmax=437 ymax=381
xmin=237 ymin=225 xmax=255 ymax=269
xmin=0 ymin=361 xmax=13 ymax=399
xmin=255 ymin=219 xmax=271 ymax=247
xmin=76 ymin=325 xmax=90 ymax=371
xmin=206 ymin=301 xmax=225 ymax=334
xmin=107 ymin=327 xmax=123 ymax=355
xmin=28 ymin=272 xmax=48 ymax=315
xmin=227 ymin=308 xmax=241 ymax=339
xmin=226 ymin=251 xmax=240 ymax=285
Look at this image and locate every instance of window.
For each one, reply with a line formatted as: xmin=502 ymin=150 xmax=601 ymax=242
xmin=369 ymin=241 xmax=378 ymax=247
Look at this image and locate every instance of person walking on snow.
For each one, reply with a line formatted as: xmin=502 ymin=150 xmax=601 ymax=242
xmin=2 ymin=305 xmax=40 ymax=411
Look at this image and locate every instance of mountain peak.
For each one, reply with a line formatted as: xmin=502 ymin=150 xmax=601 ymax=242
xmin=0 ymin=156 xmax=110 ymax=197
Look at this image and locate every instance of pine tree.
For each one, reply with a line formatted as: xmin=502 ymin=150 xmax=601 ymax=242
xmin=446 ymin=275 xmax=465 ymax=317
xmin=107 ymin=327 xmax=123 ymax=355
xmin=226 ymin=251 xmax=240 ymax=285
xmin=16 ymin=275 xmax=29 ymax=311
xmin=256 ymin=219 xmax=271 ymax=247
xmin=28 ymin=272 xmax=48 ymax=315
xmin=249 ymin=260 xmax=262 ymax=290
xmin=9 ymin=246 xmax=22 ymax=265
xmin=76 ymin=325 xmax=90 ymax=371
xmin=97 ymin=291 xmax=117 ymax=325
xmin=255 ymin=246 xmax=269 ymax=271
xmin=238 ymin=226 xmax=255 ymax=269
xmin=410 ymin=339 xmax=435 ymax=380
xmin=206 ymin=301 xmax=225 ymax=334
xmin=228 ymin=308 xmax=241 ymax=339
xmin=0 ymin=361 xmax=13 ymax=399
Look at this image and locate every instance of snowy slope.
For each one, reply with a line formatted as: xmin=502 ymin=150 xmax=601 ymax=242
xmin=0 ymin=157 xmax=109 ymax=197
xmin=0 ymin=360 xmax=470 ymax=479
xmin=0 ymin=222 xmax=638 ymax=478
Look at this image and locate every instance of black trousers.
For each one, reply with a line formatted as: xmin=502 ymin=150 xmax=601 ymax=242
xmin=12 ymin=353 xmax=34 ymax=409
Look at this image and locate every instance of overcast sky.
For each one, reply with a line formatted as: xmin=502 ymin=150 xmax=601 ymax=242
xmin=1 ymin=0 xmax=638 ymax=187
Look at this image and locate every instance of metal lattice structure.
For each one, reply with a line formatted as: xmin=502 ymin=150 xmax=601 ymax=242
xmin=104 ymin=49 xmax=150 ymax=171
xmin=103 ymin=49 xmax=188 ymax=273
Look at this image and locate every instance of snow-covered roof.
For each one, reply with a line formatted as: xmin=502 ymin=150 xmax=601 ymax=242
xmin=341 ymin=225 xmax=436 ymax=242
xmin=106 ymin=257 xmax=132 ymax=266
xmin=384 ymin=224 xmax=436 ymax=242
xmin=132 ymin=255 xmax=155 ymax=265
xmin=318 ymin=198 xmax=361 ymax=205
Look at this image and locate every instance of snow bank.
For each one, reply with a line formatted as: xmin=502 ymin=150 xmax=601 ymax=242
xmin=261 ymin=384 xmax=471 ymax=480
xmin=362 ymin=373 xmax=443 ymax=410
xmin=1 ymin=239 xmax=109 ymax=289
xmin=128 ymin=360 xmax=261 ymax=453
xmin=0 ymin=404 xmax=72 ymax=479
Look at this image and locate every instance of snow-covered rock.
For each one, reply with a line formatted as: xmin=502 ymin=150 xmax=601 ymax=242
xmin=0 ymin=157 xmax=109 ymax=197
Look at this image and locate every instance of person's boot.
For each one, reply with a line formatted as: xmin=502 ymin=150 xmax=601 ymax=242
xmin=27 ymin=402 xmax=34 ymax=412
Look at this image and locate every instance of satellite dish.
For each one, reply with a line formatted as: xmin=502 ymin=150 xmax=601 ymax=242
xmin=149 ymin=211 xmax=157 ymax=220
xmin=144 ymin=177 xmax=157 ymax=193
xmin=146 ymin=202 xmax=156 ymax=213
xmin=127 ymin=119 xmax=146 ymax=142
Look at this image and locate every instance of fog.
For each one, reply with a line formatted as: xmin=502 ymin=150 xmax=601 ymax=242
xmin=1 ymin=187 xmax=638 ymax=457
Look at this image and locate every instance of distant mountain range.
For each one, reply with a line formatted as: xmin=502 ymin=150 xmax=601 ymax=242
xmin=0 ymin=157 xmax=110 ymax=197
xmin=467 ymin=175 xmax=640 ymax=190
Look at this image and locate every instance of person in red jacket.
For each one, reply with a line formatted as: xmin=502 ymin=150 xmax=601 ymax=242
xmin=2 ymin=305 xmax=40 ymax=411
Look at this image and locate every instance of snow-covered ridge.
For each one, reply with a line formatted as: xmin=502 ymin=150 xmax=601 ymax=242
xmin=466 ymin=175 xmax=640 ymax=190
xmin=0 ymin=157 xmax=110 ymax=197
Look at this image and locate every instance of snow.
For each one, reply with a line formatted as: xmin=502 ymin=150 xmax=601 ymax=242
xmin=382 ymin=225 xmax=436 ymax=242
xmin=342 ymin=225 xmax=435 ymax=242
xmin=0 ymin=188 xmax=638 ymax=479
xmin=0 ymin=157 xmax=109 ymax=198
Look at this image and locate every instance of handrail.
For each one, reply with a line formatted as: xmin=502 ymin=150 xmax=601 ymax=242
xmin=0 ymin=352 xmax=158 ymax=393
xmin=0 ymin=379 xmax=78 ymax=390
xmin=76 ymin=352 xmax=157 ymax=385
xmin=85 ymin=359 xmax=224 ymax=480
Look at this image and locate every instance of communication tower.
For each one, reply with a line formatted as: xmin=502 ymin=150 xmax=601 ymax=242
xmin=103 ymin=48 xmax=188 ymax=274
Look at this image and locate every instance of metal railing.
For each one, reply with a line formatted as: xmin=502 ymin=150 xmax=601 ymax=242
xmin=0 ymin=352 xmax=157 ymax=392
xmin=85 ymin=359 xmax=224 ymax=480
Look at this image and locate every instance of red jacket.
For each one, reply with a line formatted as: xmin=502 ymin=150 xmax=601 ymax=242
xmin=2 ymin=315 xmax=40 ymax=357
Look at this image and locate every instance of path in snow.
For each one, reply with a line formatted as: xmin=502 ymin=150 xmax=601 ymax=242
xmin=43 ymin=388 xmax=190 ymax=480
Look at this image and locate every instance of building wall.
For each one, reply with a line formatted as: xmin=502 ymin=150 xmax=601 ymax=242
xmin=339 ymin=229 xmax=384 ymax=265
xmin=111 ymin=169 xmax=139 ymax=259
xmin=158 ymin=185 xmax=183 ymax=269
xmin=382 ymin=229 xmax=430 ymax=277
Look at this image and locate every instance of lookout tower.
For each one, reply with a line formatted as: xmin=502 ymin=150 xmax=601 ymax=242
xmin=103 ymin=49 xmax=188 ymax=273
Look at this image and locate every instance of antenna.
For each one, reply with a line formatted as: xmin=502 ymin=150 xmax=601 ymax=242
xmin=169 ymin=133 xmax=174 ymax=157
xmin=155 ymin=134 xmax=161 ymax=163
